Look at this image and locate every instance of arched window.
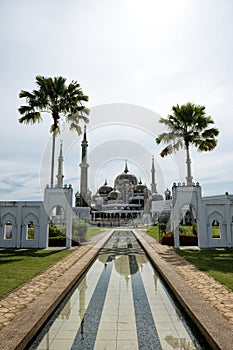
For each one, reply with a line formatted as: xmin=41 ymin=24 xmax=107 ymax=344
xmin=26 ymin=221 xmax=35 ymax=240
xmin=212 ymin=219 xmax=221 ymax=239
xmin=4 ymin=221 xmax=12 ymax=240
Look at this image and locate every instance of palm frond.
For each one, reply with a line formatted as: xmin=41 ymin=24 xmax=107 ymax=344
xmin=196 ymin=138 xmax=218 ymax=152
xmin=50 ymin=123 xmax=60 ymax=135
xmin=19 ymin=90 xmax=35 ymax=100
xmin=173 ymin=139 xmax=183 ymax=151
xmin=160 ymin=145 xmax=173 ymax=157
xmin=202 ymin=127 xmax=219 ymax=138
xmin=18 ymin=112 xmax=42 ymax=124
xmin=18 ymin=105 xmax=34 ymax=115
xmin=69 ymin=123 xmax=82 ymax=135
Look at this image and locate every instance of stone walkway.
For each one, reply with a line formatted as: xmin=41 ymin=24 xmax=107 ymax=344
xmin=0 ymin=230 xmax=232 ymax=349
xmin=0 ymin=244 xmax=92 ymax=331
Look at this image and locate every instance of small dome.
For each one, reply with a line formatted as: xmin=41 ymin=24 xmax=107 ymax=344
xmin=134 ymin=179 xmax=147 ymax=193
xmin=152 ymin=192 xmax=163 ymax=201
xmin=92 ymin=192 xmax=101 ymax=201
xmin=98 ymin=180 xmax=113 ymax=196
xmin=108 ymin=189 xmax=121 ymax=200
xmin=165 ymin=188 xmax=171 ymax=200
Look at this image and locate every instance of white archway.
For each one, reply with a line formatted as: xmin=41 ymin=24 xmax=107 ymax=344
xmin=44 ymin=186 xmax=73 ymax=248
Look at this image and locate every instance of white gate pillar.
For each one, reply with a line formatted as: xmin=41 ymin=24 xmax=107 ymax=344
xmin=44 ymin=185 xmax=73 ymax=249
xmin=172 ymin=182 xmax=203 ymax=249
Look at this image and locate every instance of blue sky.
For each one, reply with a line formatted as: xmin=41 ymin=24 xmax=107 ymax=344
xmin=0 ymin=0 xmax=233 ymax=200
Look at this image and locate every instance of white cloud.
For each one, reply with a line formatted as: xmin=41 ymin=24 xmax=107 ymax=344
xmin=0 ymin=0 xmax=232 ymax=200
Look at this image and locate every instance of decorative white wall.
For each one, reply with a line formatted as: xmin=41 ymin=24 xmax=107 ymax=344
xmin=0 ymin=201 xmax=48 ymax=248
xmin=169 ymin=184 xmax=233 ymax=248
xmin=0 ymin=185 xmax=90 ymax=249
xmin=202 ymin=195 xmax=233 ymax=248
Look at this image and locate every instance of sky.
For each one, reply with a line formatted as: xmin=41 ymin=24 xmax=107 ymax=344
xmin=0 ymin=0 xmax=233 ymax=201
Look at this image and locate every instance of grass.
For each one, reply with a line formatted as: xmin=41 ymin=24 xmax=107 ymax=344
xmin=85 ymin=226 xmax=105 ymax=241
xmin=177 ymin=249 xmax=233 ymax=291
xmin=146 ymin=225 xmax=233 ymax=291
xmin=0 ymin=227 xmax=105 ymax=299
xmin=0 ymin=249 xmax=73 ymax=299
xmin=146 ymin=225 xmax=160 ymax=241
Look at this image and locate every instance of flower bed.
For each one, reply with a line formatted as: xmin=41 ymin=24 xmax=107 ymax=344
xmin=161 ymin=233 xmax=198 ymax=246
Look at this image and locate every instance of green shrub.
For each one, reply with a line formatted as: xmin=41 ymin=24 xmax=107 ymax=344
xmin=48 ymin=220 xmax=88 ymax=246
xmin=179 ymin=226 xmax=187 ymax=234
xmin=161 ymin=233 xmax=198 ymax=246
xmin=158 ymin=213 xmax=170 ymax=234
xmin=180 ymin=234 xmax=198 ymax=245
xmin=49 ymin=236 xmax=66 ymax=247
xmin=72 ymin=219 xmax=88 ymax=243
xmin=192 ymin=224 xmax=198 ymax=235
xmin=49 ymin=225 xmax=64 ymax=237
xmin=48 ymin=235 xmax=79 ymax=247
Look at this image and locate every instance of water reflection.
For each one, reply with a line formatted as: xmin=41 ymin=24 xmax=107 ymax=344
xmin=28 ymin=230 xmax=210 ymax=350
xmin=60 ymin=300 xmax=71 ymax=320
xmin=165 ymin=335 xmax=196 ymax=350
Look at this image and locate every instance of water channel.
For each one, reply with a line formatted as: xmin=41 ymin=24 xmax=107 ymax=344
xmin=28 ymin=230 xmax=210 ymax=350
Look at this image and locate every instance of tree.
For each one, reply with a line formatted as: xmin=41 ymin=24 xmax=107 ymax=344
xmin=18 ymin=75 xmax=89 ymax=187
xmin=156 ymin=102 xmax=219 ymax=185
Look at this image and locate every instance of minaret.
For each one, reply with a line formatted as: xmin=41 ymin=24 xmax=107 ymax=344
xmin=151 ymin=155 xmax=157 ymax=193
xmin=56 ymin=141 xmax=64 ymax=189
xmin=79 ymin=125 xmax=89 ymax=206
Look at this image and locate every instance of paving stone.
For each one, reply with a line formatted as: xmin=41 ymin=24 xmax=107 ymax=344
xmin=0 ymin=308 xmax=9 ymax=313
xmin=4 ymin=312 xmax=16 ymax=319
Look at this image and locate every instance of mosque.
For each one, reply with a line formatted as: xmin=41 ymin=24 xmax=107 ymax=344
xmin=74 ymin=126 xmax=165 ymax=226
xmin=0 ymin=125 xmax=232 ymax=249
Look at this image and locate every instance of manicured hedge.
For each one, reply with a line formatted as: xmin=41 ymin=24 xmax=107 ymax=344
xmin=161 ymin=233 xmax=198 ymax=246
xmin=49 ymin=236 xmax=79 ymax=247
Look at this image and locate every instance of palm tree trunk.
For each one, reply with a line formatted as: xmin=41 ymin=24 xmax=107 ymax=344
xmin=50 ymin=130 xmax=56 ymax=188
xmin=186 ymin=145 xmax=193 ymax=186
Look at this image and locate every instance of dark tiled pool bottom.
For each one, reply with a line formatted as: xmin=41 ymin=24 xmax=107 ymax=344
xmin=71 ymin=256 xmax=113 ymax=349
xmin=28 ymin=231 xmax=210 ymax=350
xmin=129 ymin=254 xmax=162 ymax=349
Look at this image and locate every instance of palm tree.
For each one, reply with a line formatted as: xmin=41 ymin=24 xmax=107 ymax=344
xmin=156 ymin=102 xmax=219 ymax=185
xmin=18 ymin=75 xmax=89 ymax=187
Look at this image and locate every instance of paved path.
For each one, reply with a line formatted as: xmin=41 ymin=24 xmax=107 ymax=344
xmin=0 ymin=230 xmax=232 ymax=349
xmin=0 ymin=244 xmax=93 ymax=331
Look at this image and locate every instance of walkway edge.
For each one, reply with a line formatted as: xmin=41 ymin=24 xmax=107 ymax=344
xmin=133 ymin=230 xmax=233 ymax=350
xmin=0 ymin=231 xmax=113 ymax=350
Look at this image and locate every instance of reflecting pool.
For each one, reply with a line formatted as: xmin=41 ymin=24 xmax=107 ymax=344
xmin=28 ymin=230 xmax=210 ymax=350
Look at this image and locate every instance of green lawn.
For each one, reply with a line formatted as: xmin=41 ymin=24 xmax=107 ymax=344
xmin=0 ymin=249 xmax=73 ymax=299
xmin=85 ymin=226 xmax=105 ymax=241
xmin=145 ymin=226 xmax=233 ymax=291
xmin=146 ymin=225 xmax=160 ymax=241
xmin=177 ymin=249 xmax=233 ymax=291
xmin=0 ymin=227 xmax=106 ymax=299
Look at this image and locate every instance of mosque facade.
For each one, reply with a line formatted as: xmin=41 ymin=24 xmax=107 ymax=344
xmin=75 ymin=127 xmax=164 ymax=226
xmin=0 ymin=126 xmax=233 ymax=249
